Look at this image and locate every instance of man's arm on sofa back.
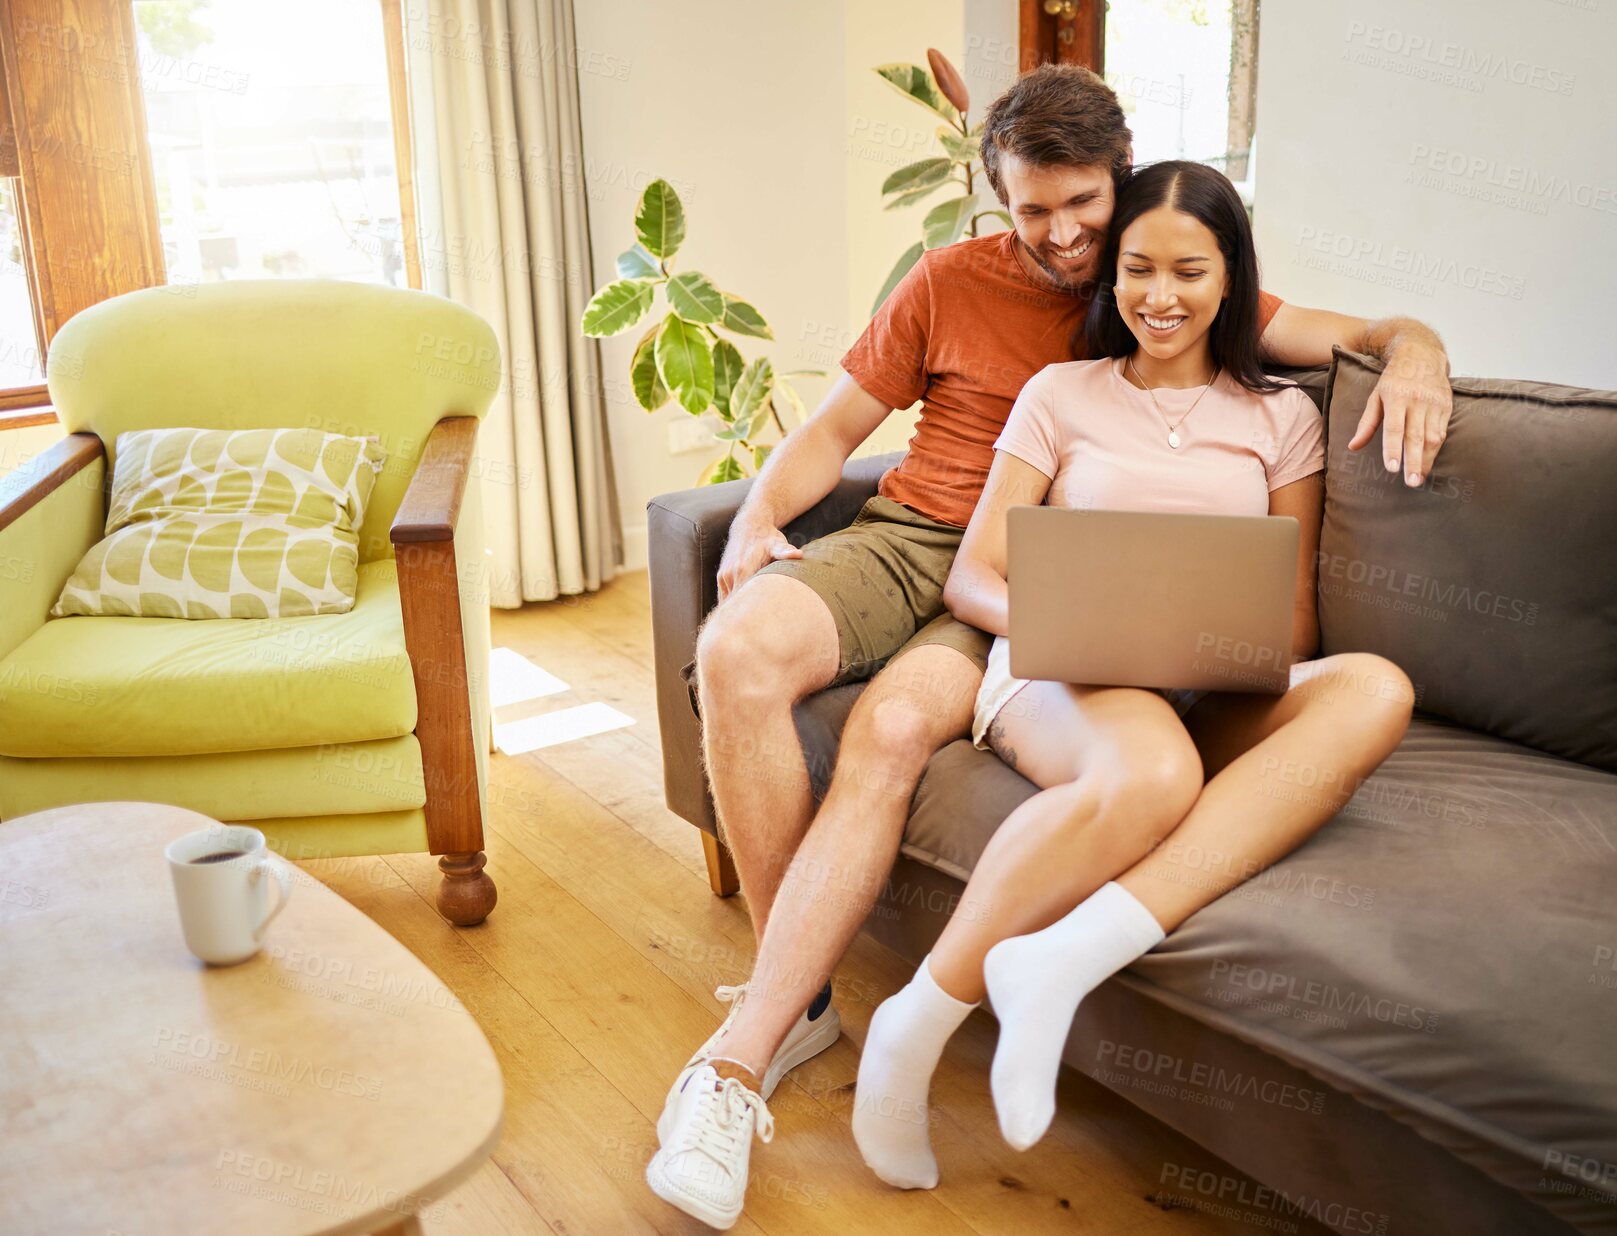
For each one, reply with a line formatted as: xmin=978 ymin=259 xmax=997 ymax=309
xmin=646 ymin=449 xmax=903 ymax=832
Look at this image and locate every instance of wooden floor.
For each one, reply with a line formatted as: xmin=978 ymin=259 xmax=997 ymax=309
xmin=301 ymin=569 xmax=1329 ymax=1236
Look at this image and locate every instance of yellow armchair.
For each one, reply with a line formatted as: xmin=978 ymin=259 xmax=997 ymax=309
xmin=0 ymin=279 xmax=502 ymax=924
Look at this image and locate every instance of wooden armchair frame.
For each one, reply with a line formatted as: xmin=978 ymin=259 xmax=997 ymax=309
xmin=390 ymin=416 xmax=496 ymax=925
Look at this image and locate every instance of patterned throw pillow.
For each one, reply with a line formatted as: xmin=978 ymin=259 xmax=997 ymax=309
xmin=51 ymin=427 xmax=386 ymax=620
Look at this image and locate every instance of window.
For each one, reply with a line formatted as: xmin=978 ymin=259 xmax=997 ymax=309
xmin=0 ymin=179 xmax=45 ymax=392
xmin=0 ymin=0 xmax=419 ymax=422
xmin=1104 ymin=0 xmax=1260 ymax=192
xmin=132 ymin=0 xmax=409 ymax=286
xmin=1022 ymin=0 xmax=1262 ymax=198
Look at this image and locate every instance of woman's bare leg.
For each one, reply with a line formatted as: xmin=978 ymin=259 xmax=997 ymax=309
xmin=1118 ymin=652 xmax=1414 ymax=930
xmin=981 ymin=651 xmax=1413 ymax=1148
xmin=853 ymin=679 xmax=1199 ymax=1185
xmin=926 ymin=682 xmax=1203 ymax=1002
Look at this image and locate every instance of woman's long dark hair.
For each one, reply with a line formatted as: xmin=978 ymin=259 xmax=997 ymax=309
xmin=1082 ymin=160 xmax=1286 ymax=393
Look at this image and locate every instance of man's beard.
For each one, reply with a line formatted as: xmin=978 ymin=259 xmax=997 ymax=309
xmin=1017 ymin=234 xmax=1099 ymax=296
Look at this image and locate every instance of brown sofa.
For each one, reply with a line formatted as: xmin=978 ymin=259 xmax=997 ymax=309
xmin=647 ymin=350 xmax=1617 ymax=1235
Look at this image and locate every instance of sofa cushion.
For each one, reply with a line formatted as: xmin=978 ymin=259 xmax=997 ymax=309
xmin=895 ymin=715 xmax=1617 ymax=1221
xmin=1317 ymin=350 xmax=1617 ymax=772
xmin=0 ymin=560 xmax=415 ymax=758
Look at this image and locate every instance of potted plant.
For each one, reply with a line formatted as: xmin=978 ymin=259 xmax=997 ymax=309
xmin=870 ymin=49 xmax=1011 ymax=313
xmin=580 ymin=180 xmax=819 ymax=485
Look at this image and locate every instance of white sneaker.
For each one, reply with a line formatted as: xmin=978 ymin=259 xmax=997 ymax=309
xmin=682 ymin=982 xmax=841 ymax=1101
xmin=645 ymin=1064 xmax=774 ymax=1230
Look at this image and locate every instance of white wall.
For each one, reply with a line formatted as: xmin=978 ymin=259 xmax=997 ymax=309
xmin=573 ymin=0 xmax=1018 ymax=570
xmin=1253 ymin=1 xmax=1617 ymax=388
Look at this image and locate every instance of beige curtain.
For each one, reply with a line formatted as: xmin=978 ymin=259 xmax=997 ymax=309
xmin=404 ymin=0 xmax=623 ymax=606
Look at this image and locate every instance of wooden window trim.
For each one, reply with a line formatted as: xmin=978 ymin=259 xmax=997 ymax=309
xmin=1020 ymin=0 xmax=1105 ymax=74
xmin=0 ymin=406 xmax=56 ymax=430
xmin=0 ymin=0 xmax=423 ymax=430
xmin=380 ymin=0 xmax=423 ymax=292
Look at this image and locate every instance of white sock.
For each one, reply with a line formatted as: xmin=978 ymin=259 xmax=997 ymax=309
xmin=852 ymin=955 xmax=977 ymax=1189
xmin=984 ymin=881 xmax=1165 ymax=1150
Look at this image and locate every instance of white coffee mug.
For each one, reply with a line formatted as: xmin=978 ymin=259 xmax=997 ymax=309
xmin=165 ymin=824 xmax=293 ymax=965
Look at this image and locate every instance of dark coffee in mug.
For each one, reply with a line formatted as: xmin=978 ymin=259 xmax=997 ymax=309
xmin=190 ymin=850 xmax=248 ymax=864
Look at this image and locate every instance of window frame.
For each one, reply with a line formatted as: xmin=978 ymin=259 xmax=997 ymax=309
xmin=0 ymin=0 xmax=422 ymax=429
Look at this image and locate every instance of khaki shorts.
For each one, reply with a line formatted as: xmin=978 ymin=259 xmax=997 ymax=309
xmin=680 ymin=495 xmax=992 ymax=718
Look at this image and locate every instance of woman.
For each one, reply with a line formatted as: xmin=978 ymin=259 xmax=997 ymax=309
xmin=851 ymin=161 xmax=1414 ymax=1188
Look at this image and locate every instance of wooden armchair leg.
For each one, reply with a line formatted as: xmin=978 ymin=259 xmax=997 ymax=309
xmin=438 ymin=851 xmax=497 ymax=926
xmin=393 ymin=417 xmax=498 ymax=930
xmin=702 ymin=831 xmax=739 ymax=898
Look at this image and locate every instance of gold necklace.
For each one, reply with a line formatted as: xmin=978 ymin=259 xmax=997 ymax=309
xmin=1126 ymin=354 xmax=1219 ymax=449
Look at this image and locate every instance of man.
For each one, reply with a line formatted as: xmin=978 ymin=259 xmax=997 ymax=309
xmin=646 ymin=63 xmax=1452 ymax=1230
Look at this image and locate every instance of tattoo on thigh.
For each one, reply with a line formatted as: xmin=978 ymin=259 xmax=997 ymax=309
xmin=987 ymin=715 xmax=1019 ymax=772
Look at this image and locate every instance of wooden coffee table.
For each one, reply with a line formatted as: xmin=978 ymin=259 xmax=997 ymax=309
xmin=0 ymin=802 xmax=504 ymax=1235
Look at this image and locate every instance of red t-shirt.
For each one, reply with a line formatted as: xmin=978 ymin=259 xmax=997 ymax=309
xmin=841 ymin=228 xmax=1283 ymax=528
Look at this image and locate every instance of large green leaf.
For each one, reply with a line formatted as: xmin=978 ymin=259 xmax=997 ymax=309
xmin=630 ymin=326 xmax=667 ymax=412
xmin=873 ymin=63 xmax=957 ymax=122
xmin=937 ymin=128 xmax=978 ymax=163
xmin=580 ymin=279 xmax=654 ymax=337
xmin=870 ymin=241 xmax=924 ymax=316
xmin=881 ymin=157 xmax=952 ymax=198
xmin=884 ymin=182 xmax=949 ymax=211
xmin=617 ymin=243 xmax=661 ymax=280
xmin=718 ymin=297 xmax=772 ymax=340
xmin=922 ymin=195 xmax=977 ymax=249
xmin=655 ymin=315 xmax=713 ymax=414
xmin=752 ymin=443 xmax=774 ymax=471
xmin=666 ymin=271 xmax=725 ymax=324
xmin=635 ymin=179 xmax=686 ymax=260
xmin=699 ymin=451 xmax=746 ymax=486
xmin=728 ymin=357 xmax=773 ymax=427
xmin=711 ymin=340 xmax=744 ymax=415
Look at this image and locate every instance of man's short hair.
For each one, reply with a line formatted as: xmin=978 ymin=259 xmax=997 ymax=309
xmin=980 ymin=63 xmax=1132 ymax=203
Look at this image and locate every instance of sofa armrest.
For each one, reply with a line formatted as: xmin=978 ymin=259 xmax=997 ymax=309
xmin=646 ymin=449 xmax=903 ymax=832
xmin=0 ymin=433 xmax=105 ymax=662
xmin=390 ymin=417 xmax=484 ymax=860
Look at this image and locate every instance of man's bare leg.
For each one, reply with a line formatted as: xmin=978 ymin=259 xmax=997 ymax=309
xmin=708 ymin=642 xmax=982 ymax=1073
xmin=694 ymin=573 xmax=841 ymax=941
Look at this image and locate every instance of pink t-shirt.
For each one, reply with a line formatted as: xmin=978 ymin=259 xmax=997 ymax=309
xmin=994 ymin=357 xmax=1325 ymax=516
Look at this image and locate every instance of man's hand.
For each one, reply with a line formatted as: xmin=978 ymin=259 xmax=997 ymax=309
xmin=1349 ymin=339 xmax=1454 ymax=487
xmin=716 ymin=513 xmax=803 ymax=603
xmin=1258 ymin=305 xmax=1454 ymax=488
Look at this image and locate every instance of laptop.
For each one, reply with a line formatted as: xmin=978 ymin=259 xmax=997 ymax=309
xmin=1006 ymin=506 xmax=1298 ymax=695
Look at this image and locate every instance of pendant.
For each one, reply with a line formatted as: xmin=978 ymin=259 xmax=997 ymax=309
xmin=1168 ymin=430 xmax=1181 ymax=448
